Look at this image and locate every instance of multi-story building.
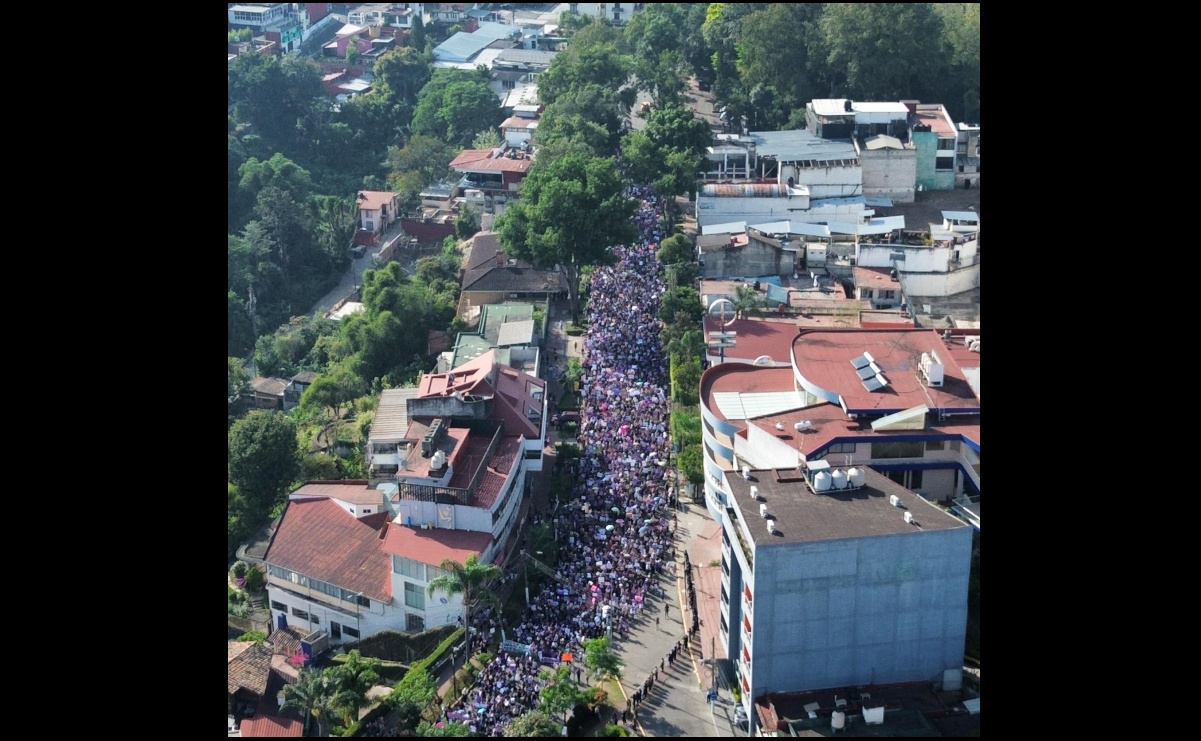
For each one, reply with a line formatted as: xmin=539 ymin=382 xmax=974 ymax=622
xmin=228 ymin=3 xmax=305 ymax=52
xmin=910 ymin=103 xmax=959 ymax=192
xmin=697 ymin=326 xmax=980 ymax=731
xmin=955 ymin=122 xmax=980 ymax=189
xmin=264 ymin=351 xmax=548 ymax=645
xmin=566 ymin=3 xmax=645 ymax=25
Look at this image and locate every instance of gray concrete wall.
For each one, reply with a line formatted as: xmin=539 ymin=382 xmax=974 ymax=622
xmin=748 ymin=527 xmax=972 ymax=694
xmin=702 ymin=243 xmax=793 ymax=279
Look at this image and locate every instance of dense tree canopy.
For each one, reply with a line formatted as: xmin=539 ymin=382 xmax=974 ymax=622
xmin=228 ymin=410 xmax=302 ymax=516
xmin=497 ymin=152 xmax=636 ymax=321
xmin=412 ymin=68 xmax=504 ymax=147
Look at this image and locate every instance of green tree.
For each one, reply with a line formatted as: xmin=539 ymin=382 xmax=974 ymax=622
xmin=374 ymin=46 xmax=432 ymax=107
xmin=282 ymin=668 xmax=336 ymax=737
xmin=583 ymin=636 xmax=623 ymax=683
xmin=677 ymin=444 xmax=706 ymax=487
xmin=732 ymin=283 xmax=762 ymax=319
xmin=412 ymin=68 xmax=503 ymax=147
xmin=735 ymin=4 xmax=825 ymax=119
xmin=656 ymin=234 xmax=693 ymax=266
xmin=407 ymin=14 xmax=428 ymax=50
xmin=642 ymin=104 xmax=713 ymax=159
xmin=472 ymin=127 xmax=503 ymax=150
xmin=385 ymin=134 xmax=455 ymax=208
xmin=820 ymin=3 xmax=947 ymax=102
xmin=300 ymin=367 xmax=364 ymax=421
xmin=227 ymin=52 xmax=324 ymax=150
xmin=664 ymin=328 xmax=706 ymax=362
xmin=426 ymin=553 xmax=503 ymax=628
xmin=532 ymin=107 xmax=611 ymax=161
xmin=417 ymin=720 xmax=473 ymax=736
xmin=388 ymin=667 xmax=437 ymax=731
xmin=536 ymin=23 xmax=632 ymax=107
xmin=228 ymin=357 xmax=250 ymax=427
xmin=659 ymin=286 xmax=704 ymax=327
xmin=496 ymin=152 xmax=637 ymax=322
xmin=455 ymin=203 xmax=481 ymax=239
xmin=503 ymin=711 xmax=562 ymax=737
xmin=538 ymin=664 xmax=587 ymax=724
xmin=228 ymin=410 xmax=302 ymax=516
xmin=327 ymin=650 xmax=382 ymax=728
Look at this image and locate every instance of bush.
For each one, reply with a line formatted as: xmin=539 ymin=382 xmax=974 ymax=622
xmin=238 ymin=630 xmax=268 ymax=643
xmin=597 ymin=723 xmax=629 ymax=737
xmin=231 ymin=560 xmax=250 ymax=578
xmin=565 ymin=325 xmax=585 ymax=336
xmin=244 ymin=565 xmax=265 ymax=592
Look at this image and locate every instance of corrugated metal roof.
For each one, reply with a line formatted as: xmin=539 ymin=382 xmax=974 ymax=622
xmin=863 ymin=134 xmax=903 ymax=150
xmin=701 ymin=184 xmax=785 ymax=198
xmin=371 ymin=388 xmax=419 ymax=440
xmin=942 ymin=211 xmax=980 ymax=222
xmin=473 ymin=21 xmax=519 ymax=40
xmin=700 ymin=221 xmax=747 ymax=235
xmin=750 ymin=129 xmax=857 ymax=161
xmin=810 ymin=99 xmax=853 ymax=117
xmin=863 ymin=197 xmax=894 ymax=208
xmin=495 ymin=48 xmax=557 ymax=65
xmin=712 ymin=391 xmax=803 ymax=420
xmin=433 ymin=32 xmax=492 ymax=62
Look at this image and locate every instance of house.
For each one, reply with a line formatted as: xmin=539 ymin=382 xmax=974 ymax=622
xmin=565 ymin=2 xmax=645 ymax=25
xmin=491 ymin=49 xmax=556 ymax=96
xmin=955 ymin=122 xmax=980 ymax=189
xmin=449 ymin=147 xmax=532 ymax=201
xmin=443 ymin=302 xmax=542 ymax=373
xmin=322 ymin=22 xmax=399 ymax=65
xmin=228 ymin=3 xmax=304 ymax=53
xmin=910 ymin=103 xmax=959 ymax=191
xmin=498 ymin=114 xmax=539 ymax=149
xmin=458 ymin=232 xmax=568 ymax=316
xmin=286 ymin=371 xmax=318 ymax=407
xmin=697 ymin=326 xmax=980 ymax=731
xmin=355 ymin=190 xmax=399 ymax=246
xmin=228 ymin=638 xmax=302 ymax=731
xmin=853 ymin=266 xmax=903 ymax=309
xmin=247 ymin=377 xmax=290 ymax=411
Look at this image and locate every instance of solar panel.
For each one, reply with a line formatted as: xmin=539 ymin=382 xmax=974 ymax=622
xmin=856 ymin=365 xmax=877 ymax=380
xmin=863 ymin=376 xmax=884 ymax=392
xmin=851 ymin=354 xmax=871 ymax=369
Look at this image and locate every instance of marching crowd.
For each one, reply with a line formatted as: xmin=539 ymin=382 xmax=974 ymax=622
xmin=442 ymin=185 xmax=682 ymax=735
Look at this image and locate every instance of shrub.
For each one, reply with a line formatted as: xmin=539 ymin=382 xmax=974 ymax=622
xmin=238 ymin=630 xmax=268 ymax=643
xmin=244 ymin=565 xmax=265 ymax=592
xmin=231 ymin=560 xmax=250 ymax=578
xmin=597 ymin=723 xmax=629 ymax=737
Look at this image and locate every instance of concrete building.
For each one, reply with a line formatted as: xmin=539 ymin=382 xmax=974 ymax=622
xmin=911 ymin=104 xmax=959 ymax=191
xmin=955 ymin=122 xmax=980 ymax=189
xmin=565 ymin=2 xmax=645 ymax=26
xmin=228 ymin=3 xmax=305 ymax=52
xmin=696 ymin=326 xmax=980 ymax=731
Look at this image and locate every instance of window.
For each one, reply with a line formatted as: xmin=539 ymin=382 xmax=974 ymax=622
xmin=935 ymin=157 xmax=955 ymax=171
xmin=826 ymin=442 xmax=856 ymax=454
xmin=292 ymin=607 xmax=310 ymax=620
xmin=271 ymin=600 xmax=287 ymax=612
xmin=404 ymin=581 xmax=426 ymax=610
xmin=909 ymin=470 xmax=923 ymax=490
xmin=959 ymin=165 xmax=965 ymax=173
xmin=925 ymin=440 xmax=946 ymax=451
xmin=330 ymin=621 xmax=342 ymax=639
xmin=872 ymin=441 xmax=925 ymax=459
xmin=503 ymin=79 xmax=515 ymax=90
xmin=357 ymin=595 xmax=371 ymax=608
xmin=937 ymin=137 xmax=956 ymax=151
xmin=406 ymin=613 xmax=426 ymax=632
xmin=342 ymin=626 xmax=360 ymax=639
xmin=880 ymin=290 xmax=896 ymax=300
xmin=393 ymin=556 xmax=425 ymax=579
xmin=365 ymin=220 xmax=374 ymax=231
xmin=310 ymin=614 xmax=320 ymax=624
xmin=525 ymin=448 xmax=541 ymax=459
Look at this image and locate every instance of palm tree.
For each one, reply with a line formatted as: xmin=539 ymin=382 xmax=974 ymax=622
xmin=282 ymin=668 xmax=335 ymax=737
xmin=327 ymin=651 xmax=381 ymax=728
xmin=732 ymin=284 xmax=762 ymax=319
xmin=427 ymin=553 xmax=504 ymax=630
xmin=665 ymin=328 xmax=706 ymax=362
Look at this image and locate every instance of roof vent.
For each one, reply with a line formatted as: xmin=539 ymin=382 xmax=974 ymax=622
xmin=890 ymin=495 xmax=901 ymax=507
xmin=903 ymin=511 xmax=914 ymax=524
xmin=759 ymin=503 xmax=769 ymax=519
xmin=775 ymin=422 xmax=785 ymax=431
xmin=742 ymin=465 xmax=751 ymax=479
xmin=750 ymin=485 xmax=759 ymax=500
xmin=767 ymin=520 xmax=776 ymax=534
xmin=794 ymin=421 xmax=812 ymax=432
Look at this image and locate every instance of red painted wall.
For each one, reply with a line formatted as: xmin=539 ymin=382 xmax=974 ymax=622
xmin=401 ymin=220 xmax=456 ymax=243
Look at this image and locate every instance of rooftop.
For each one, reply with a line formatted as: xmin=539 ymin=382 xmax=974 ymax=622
xmin=239 ymin=716 xmax=304 ymax=737
xmin=791 ymin=328 xmax=980 ymax=414
xmin=748 ymin=129 xmax=858 ymax=163
xmin=289 ymin=481 xmax=385 ymax=507
xmin=499 ymin=116 xmax=538 ymax=129
xmin=701 ymin=316 xmax=799 ymax=364
xmin=380 ymin=523 xmax=494 ymax=568
xmin=370 ymin=388 xmax=420 ymax=441
xmin=912 ymin=106 xmax=956 ymax=137
xmin=356 ymin=190 xmax=396 ymax=211
xmin=449 ymin=148 xmax=533 ymax=173
xmin=264 ymin=498 xmax=392 ymax=602
xmin=397 ymin=424 xmax=470 ymax=479
xmin=727 ymin=466 xmax=968 ymax=546
xmin=810 ymin=99 xmax=910 ymax=118
xmin=250 ymin=377 xmax=288 ymax=396
xmin=853 ymin=266 xmax=899 ymax=291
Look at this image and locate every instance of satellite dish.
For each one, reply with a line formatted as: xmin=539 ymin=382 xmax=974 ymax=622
xmin=753 ymin=355 xmax=774 ymax=366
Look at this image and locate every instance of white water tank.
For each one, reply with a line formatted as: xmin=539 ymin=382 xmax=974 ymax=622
xmin=832 ymin=711 xmax=846 ymax=730
xmin=431 ymin=450 xmax=447 ymax=469
xmin=847 ymin=467 xmax=865 ymax=488
xmin=759 ymin=503 xmax=768 ymax=518
xmin=831 ymin=470 xmax=848 ymax=489
xmin=814 ymin=471 xmax=832 ymax=491
xmin=890 ymin=494 xmax=900 ymax=507
xmin=904 ymin=511 xmax=914 ymax=524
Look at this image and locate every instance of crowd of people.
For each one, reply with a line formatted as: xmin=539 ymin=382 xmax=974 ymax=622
xmin=442 ymin=185 xmax=678 ymax=735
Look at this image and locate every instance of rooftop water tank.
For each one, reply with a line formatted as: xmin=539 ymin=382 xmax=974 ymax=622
xmin=832 ymin=711 xmax=846 ymax=730
xmin=767 ymin=520 xmax=776 ymax=534
xmin=847 ymin=467 xmax=865 ymax=488
xmin=814 ymin=471 xmax=832 ymax=492
xmin=831 ymin=469 xmax=848 ymax=489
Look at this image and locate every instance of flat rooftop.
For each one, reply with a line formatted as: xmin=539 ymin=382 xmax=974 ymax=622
xmin=701 ymin=316 xmax=799 ymax=364
xmin=792 ymin=329 xmax=980 ymax=414
xmin=726 ymin=467 xmax=968 ymax=546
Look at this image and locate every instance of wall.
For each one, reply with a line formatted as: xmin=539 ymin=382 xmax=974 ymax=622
xmin=701 ymin=242 xmax=793 ymax=280
xmin=857 ymin=244 xmax=953 ymax=272
xmin=267 ymin=584 xmax=402 ymax=645
xmin=913 ymin=131 xmax=956 ymax=191
xmin=400 ymin=218 xmax=455 ymax=243
xmin=779 ymin=164 xmax=862 ymax=200
xmin=749 ymin=526 xmax=972 ymax=694
xmin=899 ymin=263 xmax=980 ymax=298
xmin=859 ymin=148 xmax=916 ymax=204
xmin=739 ymin=424 xmax=803 ymax=469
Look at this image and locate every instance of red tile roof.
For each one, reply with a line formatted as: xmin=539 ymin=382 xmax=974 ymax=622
xmin=380 ymin=525 xmax=493 ymax=567
xmin=228 ymin=642 xmax=273 ymax=696
xmin=240 ymin=716 xmax=304 ymax=737
xmin=356 ymin=190 xmax=397 ymax=211
xmin=500 ymin=116 xmax=537 ymax=129
xmin=264 ymin=499 xmax=393 ymax=602
xmin=419 ymin=350 xmax=545 ymax=440
xmin=853 ymin=266 xmax=898 ymax=290
xmin=792 ymin=328 xmax=980 ymax=414
xmin=702 ymin=317 xmax=798 ymax=363
xmin=290 ymin=482 xmax=384 ymax=506
xmin=449 ymin=148 xmax=533 ymax=173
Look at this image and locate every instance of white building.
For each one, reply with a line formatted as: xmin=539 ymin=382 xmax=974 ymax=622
xmin=565 ymin=2 xmax=644 ymax=25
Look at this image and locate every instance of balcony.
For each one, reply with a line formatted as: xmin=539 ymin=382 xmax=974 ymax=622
xmin=729 ymin=514 xmax=754 ymax=570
